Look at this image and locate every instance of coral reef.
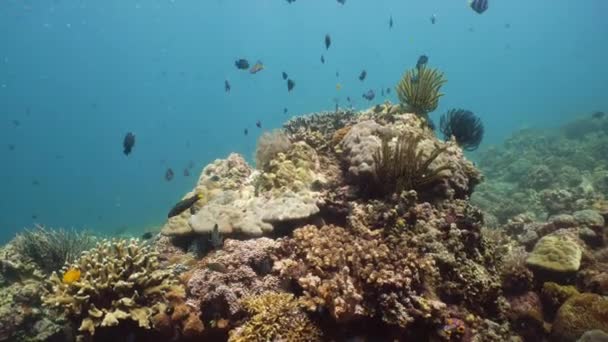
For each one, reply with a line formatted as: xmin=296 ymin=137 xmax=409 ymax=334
xmin=227 ymin=292 xmax=321 ymax=342
xmin=526 ymin=233 xmax=582 ymax=273
xmin=186 ymin=238 xmax=281 ymax=333
xmin=551 ymin=293 xmax=608 ymax=342
xmin=42 ymin=238 xmax=185 ymax=338
xmin=283 ymin=109 xmax=358 ymax=152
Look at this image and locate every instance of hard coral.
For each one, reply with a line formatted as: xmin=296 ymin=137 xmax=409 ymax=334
xmin=42 ymin=239 xmax=184 ymax=338
xmin=551 ymin=293 xmax=608 ymax=342
xmin=526 ymin=234 xmax=582 ymax=273
xmin=283 ymin=109 xmax=357 ymax=152
xmin=227 ymin=292 xmax=321 ymax=342
xmin=273 ymin=224 xmax=442 ymax=328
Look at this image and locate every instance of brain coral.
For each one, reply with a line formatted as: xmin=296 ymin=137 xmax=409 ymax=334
xmin=42 ymin=239 xmax=185 ymax=337
xmin=526 ymin=234 xmax=582 ymax=273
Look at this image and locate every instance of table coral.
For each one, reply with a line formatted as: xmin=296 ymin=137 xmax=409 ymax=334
xmin=42 ymin=239 xmax=184 ymax=338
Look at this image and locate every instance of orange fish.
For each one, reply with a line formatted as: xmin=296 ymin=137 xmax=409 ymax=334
xmin=249 ymin=61 xmax=264 ymax=74
xmin=62 ymin=268 xmax=81 ymax=284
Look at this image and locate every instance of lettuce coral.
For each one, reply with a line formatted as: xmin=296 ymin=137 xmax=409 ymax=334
xmin=42 ymin=239 xmax=185 ymax=338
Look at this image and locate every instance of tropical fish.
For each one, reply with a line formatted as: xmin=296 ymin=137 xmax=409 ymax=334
xmin=123 ymin=132 xmax=135 ymax=156
xmin=337 ymin=0 xmax=346 ymax=4
xmin=206 ymin=262 xmax=228 ymax=273
xmin=11 ymin=120 xmax=20 ymax=127
xmin=256 ymin=120 xmax=262 ymax=128
xmin=358 ymin=70 xmax=367 ymax=81
xmin=325 ymin=34 xmax=331 ymax=50
xmin=430 ymin=14 xmax=437 ymax=24
xmin=234 ymin=59 xmax=250 ymax=70
xmin=244 ymin=128 xmax=248 ymax=136
xmin=592 ymin=111 xmax=605 ymax=119
xmin=62 ymin=268 xmax=81 ymax=284
xmin=362 ymin=90 xmax=375 ymax=101
xmin=381 ymin=88 xmax=385 ymax=96
xmin=168 ymin=193 xmax=202 ymax=218
xmin=165 ymin=168 xmax=174 ymax=182
xmin=249 ymin=61 xmax=264 ymax=74
xmin=321 ymin=55 xmax=325 ymax=64
xmin=283 ymin=108 xmax=288 ymax=114
xmin=286 ymin=0 xmax=295 ymax=3
xmin=141 ymin=232 xmax=154 ymax=240
xmin=282 ymin=71 xmax=288 ymax=80
xmin=224 ymin=80 xmax=231 ymax=93
xmin=416 ymin=55 xmax=428 ymax=70
xmin=210 ymin=224 xmax=224 ymax=249
xmin=287 ymin=79 xmax=295 ymax=92
xmin=389 ymin=16 xmax=393 ymax=29
xmin=8 ymin=144 xmax=15 ymax=151
xmin=470 ymin=0 xmax=488 ymax=14
xmin=386 ymin=87 xmax=391 ymax=94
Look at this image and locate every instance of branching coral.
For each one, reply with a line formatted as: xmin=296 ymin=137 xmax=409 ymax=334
xmin=42 ymin=238 xmax=185 ymax=338
xmin=372 ymin=133 xmax=451 ymax=197
xmin=439 ymin=109 xmax=485 ymax=151
xmin=12 ymin=225 xmax=97 ymax=274
xmin=396 ymin=66 xmax=446 ymax=117
xmin=227 ymin=292 xmax=321 ymax=342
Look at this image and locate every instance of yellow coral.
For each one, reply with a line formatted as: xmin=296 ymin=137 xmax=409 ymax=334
xmin=228 ymin=292 xmax=321 ymax=342
xmin=42 ymin=239 xmax=184 ymax=338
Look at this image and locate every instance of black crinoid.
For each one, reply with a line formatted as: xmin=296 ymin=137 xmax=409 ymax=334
xmin=439 ymin=109 xmax=484 ymax=151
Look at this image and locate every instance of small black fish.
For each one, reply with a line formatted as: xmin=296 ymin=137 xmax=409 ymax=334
xmin=286 ymin=0 xmax=296 ymax=3
xmin=358 ymin=70 xmax=367 ymax=81
xmin=234 ymin=58 xmax=250 ymax=70
xmin=346 ymin=96 xmax=351 ymax=102
xmin=337 ymin=0 xmax=346 ymax=4
xmin=321 ymin=55 xmax=325 ymax=64
xmin=224 ymin=80 xmax=231 ymax=93
xmin=325 ymin=34 xmax=331 ymax=50
xmin=123 ymin=132 xmax=135 ymax=156
xmin=165 ymin=168 xmax=174 ymax=181
xmin=381 ymin=88 xmax=385 ymax=96
xmin=184 ymin=168 xmax=190 ymax=177
xmin=141 ymin=232 xmax=154 ymax=240
xmin=168 ymin=193 xmax=202 ymax=218
xmin=416 ymin=55 xmax=428 ymax=70
xmin=11 ymin=120 xmax=20 ymax=127
xmin=362 ymin=89 xmax=375 ymax=101
xmin=256 ymin=120 xmax=262 ymax=128
xmin=336 ymin=71 xmax=340 ymax=77
xmin=470 ymin=0 xmax=488 ymax=14
xmin=32 ymin=214 xmax=37 ymax=220
xmin=592 ymin=111 xmax=605 ymax=119
xmin=283 ymin=107 xmax=288 ymax=114
xmin=282 ymin=71 xmax=288 ymax=80
xmin=389 ymin=16 xmax=393 ymax=29
xmin=386 ymin=87 xmax=391 ymax=94
xmin=287 ymin=79 xmax=295 ymax=92
xmin=244 ymin=128 xmax=248 ymax=136
xmin=8 ymin=144 xmax=15 ymax=151
xmin=430 ymin=14 xmax=437 ymax=24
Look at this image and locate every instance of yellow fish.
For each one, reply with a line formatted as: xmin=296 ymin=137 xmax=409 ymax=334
xmin=62 ymin=268 xmax=81 ymax=284
xmin=336 ymin=83 xmax=341 ymax=91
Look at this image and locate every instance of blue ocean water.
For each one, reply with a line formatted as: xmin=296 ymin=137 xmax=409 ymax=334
xmin=0 ymin=0 xmax=606 ymax=243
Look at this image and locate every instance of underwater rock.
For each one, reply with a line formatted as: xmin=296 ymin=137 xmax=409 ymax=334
xmin=577 ymin=329 xmax=608 ymax=342
xmin=573 ymin=209 xmax=605 ymax=228
xmin=526 ymin=234 xmax=582 ymax=273
xmin=551 ymin=293 xmax=608 ymax=342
